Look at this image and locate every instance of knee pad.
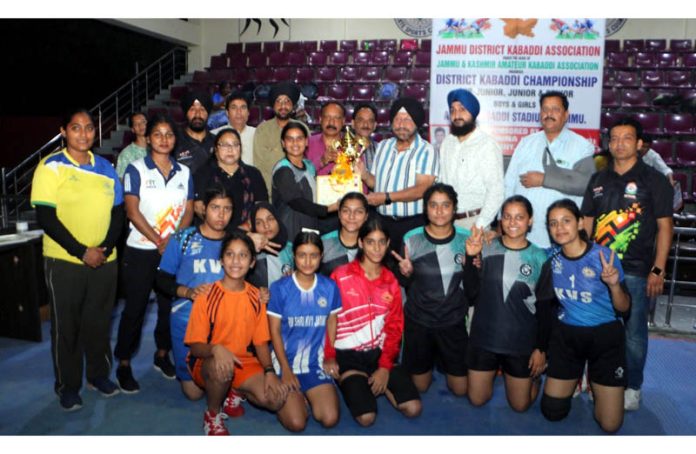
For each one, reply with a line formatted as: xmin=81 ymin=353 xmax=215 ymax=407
xmin=541 ymin=394 xmax=571 ymax=422
xmin=339 ymin=374 xmax=376 ymax=418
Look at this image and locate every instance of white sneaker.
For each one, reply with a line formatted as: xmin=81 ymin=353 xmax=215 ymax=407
xmin=624 ymin=388 xmax=641 ymax=411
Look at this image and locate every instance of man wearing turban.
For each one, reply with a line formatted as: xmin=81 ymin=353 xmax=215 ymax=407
xmin=173 ymin=91 xmax=216 ymax=174
xmin=357 ymin=97 xmax=439 ymax=254
xmin=253 ymin=81 xmax=302 ymax=191
xmin=439 ymin=88 xmax=504 ymax=232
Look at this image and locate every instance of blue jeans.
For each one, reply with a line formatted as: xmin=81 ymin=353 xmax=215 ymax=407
xmin=624 ymin=274 xmax=650 ymax=390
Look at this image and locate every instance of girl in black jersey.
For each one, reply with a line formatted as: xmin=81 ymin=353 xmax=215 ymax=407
xmin=463 ymin=195 xmax=553 ymax=412
xmin=319 ymin=192 xmax=369 ymax=276
xmin=392 ymin=183 xmax=470 ymax=396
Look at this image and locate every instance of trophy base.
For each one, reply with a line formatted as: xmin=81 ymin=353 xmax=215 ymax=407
xmin=316 ymin=175 xmax=363 ymax=206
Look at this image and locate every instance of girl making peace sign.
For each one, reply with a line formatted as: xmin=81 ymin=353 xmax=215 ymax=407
xmin=540 ymin=199 xmax=630 ymax=433
xmin=392 ymin=183 xmax=471 ymax=396
xmin=463 ymin=195 xmax=554 ymax=412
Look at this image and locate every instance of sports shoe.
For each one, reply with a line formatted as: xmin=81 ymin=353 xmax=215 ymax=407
xmin=203 ymin=410 xmax=229 ymax=435
xmin=88 ymin=377 xmax=120 ymax=397
xmin=624 ymin=388 xmax=641 ymax=411
xmin=58 ymin=390 xmax=83 ymax=412
xmin=153 ymin=353 xmax=176 ymax=380
xmin=222 ymin=388 xmax=246 ymax=418
xmin=116 ymin=365 xmax=140 ymax=394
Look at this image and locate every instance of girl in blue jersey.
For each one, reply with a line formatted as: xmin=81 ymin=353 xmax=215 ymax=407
xmin=157 ymin=185 xmax=230 ymax=399
xmin=267 ymin=232 xmax=342 ymax=432
xmin=540 ymin=199 xmax=630 ymax=433
xmin=320 ymin=192 xmax=370 ymax=276
xmin=463 ymin=195 xmax=554 ymax=412
xmin=157 ymin=186 xmax=260 ymax=417
xmin=246 ymin=202 xmax=294 ymax=289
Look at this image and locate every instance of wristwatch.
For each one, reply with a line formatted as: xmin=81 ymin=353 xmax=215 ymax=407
xmin=650 ymin=266 xmax=665 ymax=277
xmin=384 ymin=192 xmax=392 ymax=205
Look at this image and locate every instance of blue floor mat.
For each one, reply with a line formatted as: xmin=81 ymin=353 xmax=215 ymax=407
xmin=1 ymin=304 xmax=695 ymax=435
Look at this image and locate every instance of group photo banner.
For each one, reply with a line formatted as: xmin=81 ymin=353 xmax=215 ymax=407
xmin=429 ymin=18 xmax=606 ymax=155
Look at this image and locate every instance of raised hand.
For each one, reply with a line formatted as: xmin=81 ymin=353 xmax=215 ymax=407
xmin=390 ymin=245 xmax=414 ymax=277
xmin=326 ymin=201 xmax=339 ymax=213
xmin=465 ymin=226 xmax=485 ymax=257
xmin=247 ymin=231 xmax=282 ymax=255
xmin=321 ymin=148 xmax=339 ymax=167
xmin=599 ymin=248 xmax=619 ymax=287
xmin=354 ymin=158 xmax=368 ymax=180
xmin=366 ymin=192 xmax=383 ymax=206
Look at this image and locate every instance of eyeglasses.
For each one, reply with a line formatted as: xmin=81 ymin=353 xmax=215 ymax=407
xmin=217 ymin=142 xmax=241 ymax=150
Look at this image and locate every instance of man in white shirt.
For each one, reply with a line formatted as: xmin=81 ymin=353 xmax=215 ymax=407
xmin=439 ymin=88 xmax=504 ymax=231
xmin=504 ymin=91 xmax=595 ymax=249
xmin=211 ymin=91 xmax=256 ymax=165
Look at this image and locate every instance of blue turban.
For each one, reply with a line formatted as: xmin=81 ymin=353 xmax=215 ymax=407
xmin=447 ymin=89 xmax=480 ymax=120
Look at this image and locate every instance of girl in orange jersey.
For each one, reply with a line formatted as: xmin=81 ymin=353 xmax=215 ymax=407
xmin=184 ymin=232 xmax=285 ymax=435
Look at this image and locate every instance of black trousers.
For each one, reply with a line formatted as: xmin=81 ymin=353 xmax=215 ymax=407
xmin=44 ymin=258 xmax=118 ymax=394
xmin=114 ymin=247 xmax=171 ymax=361
xmin=377 ymin=212 xmax=425 ymax=256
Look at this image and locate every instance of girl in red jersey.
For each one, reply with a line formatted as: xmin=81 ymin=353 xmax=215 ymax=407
xmin=325 ymin=217 xmax=421 ymax=427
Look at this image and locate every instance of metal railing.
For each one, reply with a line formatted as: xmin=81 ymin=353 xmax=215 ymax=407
xmin=0 ymin=47 xmax=188 ymax=229
xmin=0 ymin=134 xmax=63 ymax=228
xmin=664 ymin=224 xmax=696 ymax=327
xmin=91 ymin=47 xmax=187 ymax=149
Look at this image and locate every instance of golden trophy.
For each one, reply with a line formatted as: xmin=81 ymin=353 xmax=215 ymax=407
xmin=316 ymin=126 xmax=367 ymax=205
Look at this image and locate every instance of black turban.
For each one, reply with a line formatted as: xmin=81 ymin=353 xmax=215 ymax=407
xmin=269 ymin=81 xmax=301 ymax=106
xmin=389 ymin=97 xmax=425 ymax=129
xmin=181 ymin=90 xmax=213 ymax=115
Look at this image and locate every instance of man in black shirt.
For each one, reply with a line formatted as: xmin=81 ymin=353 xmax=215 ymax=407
xmin=173 ymin=91 xmax=216 ymax=174
xmin=581 ymin=117 xmax=673 ymax=412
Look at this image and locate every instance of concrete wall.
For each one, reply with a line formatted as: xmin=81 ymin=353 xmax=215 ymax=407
xmin=610 ymin=18 xmax=695 ymax=40
xmin=110 ymin=19 xmax=204 ymax=71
